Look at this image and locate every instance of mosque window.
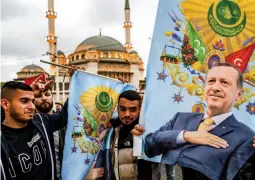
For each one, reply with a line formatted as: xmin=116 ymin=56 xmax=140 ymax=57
xmin=72 ymin=56 xmax=74 ymax=61
xmin=76 ymin=55 xmax=79 ymax=60
xmin=65 ymin=83 xmax=69 ymax=90
xmin=82 ymin=54 xmax=85 ymax=59
xmin=59 ymin=83 xmax=63 ymax=91
xmin=103 ymin=53 xmax=108 ymax=58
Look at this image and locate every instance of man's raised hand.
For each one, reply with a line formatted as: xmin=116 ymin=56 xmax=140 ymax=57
xmin=131 ymin=124 xmax=145 ymax=136
xmin=30 ymin=75 xmax=46 ymax=97
xmin=183 ymin=129 xmax=229 ymax=149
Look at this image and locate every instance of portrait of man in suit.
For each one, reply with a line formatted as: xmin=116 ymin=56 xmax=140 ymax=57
xmin=132 ymin=62 xmax=255 ymax=180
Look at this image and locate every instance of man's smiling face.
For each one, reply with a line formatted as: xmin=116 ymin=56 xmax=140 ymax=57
xmin=205 ymin=66 xmax=242 ymax=115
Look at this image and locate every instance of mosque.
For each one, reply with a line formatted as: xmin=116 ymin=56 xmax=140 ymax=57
xmin=15 ymin=0 xmax=145 ymax=103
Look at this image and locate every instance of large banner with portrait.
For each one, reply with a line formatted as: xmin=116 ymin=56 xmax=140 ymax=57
xmin=62 ymin=71 xmax=134 ymax=180
xmin=140 ymin=0 xmax=255 ymax=163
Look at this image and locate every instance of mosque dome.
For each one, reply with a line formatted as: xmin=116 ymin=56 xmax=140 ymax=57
xmin=75 ymin=35 xmax=126 ymax=53
xmin=19 ymin=64 xmax=46 ymax=73
xmin=130 ymin=50 xmax=138 ymax=54
xmin=15 ymin=64 xmax=48 ymax=82
xmin=57 ymin=50 xmax=66 ymax=57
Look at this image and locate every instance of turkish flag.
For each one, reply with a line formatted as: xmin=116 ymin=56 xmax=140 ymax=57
xmin=225 ymin=43 xmax=255 ymax=73
xmin=24 ymin=73 xmax=47 ymax=86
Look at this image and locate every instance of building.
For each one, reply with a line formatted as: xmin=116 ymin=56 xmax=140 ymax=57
xmin=15 ymin=0 xmax=145 ymax=103
xmin=48 ymin=0 xmax=145 ymax=103
xmin=68 ymin=34 xmax=144 ymax=87
xmin=15 ymin=64 xmax=49 ymax=82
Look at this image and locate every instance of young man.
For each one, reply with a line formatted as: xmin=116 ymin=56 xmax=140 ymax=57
xmin=86 ymin=90 xmax=153 ymax=180
xmin=55 ymin=102 xmax=63 ymax=113
xmin=132 ymin=63 xmax=255 ymax=180
xmin=33 ymin=81 xmax=66 ymax=180
xmin=1 ymin=81 xmax=68 ymax=180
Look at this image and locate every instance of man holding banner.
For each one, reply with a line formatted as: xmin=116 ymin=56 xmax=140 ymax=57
xmin=86 ymin=90 xmax=153 ymax=180
xmin=133 ymin=63 xmax=255 ymax=180
xmin=29 ymin=75 xmax=66 ymax=180
xmin=61 ymin=71 xmax=136 ymax=180
xmin=1 ymin=80 xmax=68 ymax=180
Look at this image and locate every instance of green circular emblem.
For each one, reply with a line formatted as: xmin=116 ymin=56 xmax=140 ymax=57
xmin=95 ymin=92 xmax=113 ymax=112
xmin=208 ymin=0 xmax=246 ymax=37
xmin=217 ymin=0 xmax=241 ymax=25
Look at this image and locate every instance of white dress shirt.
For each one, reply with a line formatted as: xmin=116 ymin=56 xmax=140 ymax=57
xmin=176 ymin=112 xmax=233 ymax=144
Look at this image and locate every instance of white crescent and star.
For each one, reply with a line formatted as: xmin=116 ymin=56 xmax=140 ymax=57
xmin=234 ymin=58 xmax=243 ymax=67
xmin=194 ymin=49 xmax=199 ymax=55
xmin=193 ymin=40 xmax=206 ymax=55
xmin=194 ymin=39 xmax=200 ymax=47
xmin=199 ymin=47 xmax=206 ymax=54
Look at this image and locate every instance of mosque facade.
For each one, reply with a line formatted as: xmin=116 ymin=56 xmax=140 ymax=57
xmin=15 ymin=0 xmax=145 ymax=103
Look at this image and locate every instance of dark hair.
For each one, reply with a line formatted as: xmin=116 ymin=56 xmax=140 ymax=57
xmin=118 ymin=90 xmax=141 ymax=103
xmin=1 ymin=106 xmax=5 ymax=122
xmin=210 ymin=62 xmax=243 ymax=88
xmin=55 ymin=102 xmax=63 ymax=106
xmin=1 ymin=81 xmax=33 ymax=100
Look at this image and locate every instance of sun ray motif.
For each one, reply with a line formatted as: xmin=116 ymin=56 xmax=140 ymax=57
xmin=235 ymin=35 xmax=242 ymax=47
xmin=245 ymin=27 xmax=255 ymax=35
xmin=207 ymin=34 xmax=218 ymax=48
xmin=226 ymin=38 xmax=233 ymax=52
xmin=198 ymin=23 xmax=210 ymax=31
xmin=79 ymin=86 xmax=120 ymax=134
xmin=187 ymin=0 xmax=210 ymax=7
xmin=239 ymin=0 xmax=255 ymax=7
xmin=181 ymin=0 xmax=255 ymax=57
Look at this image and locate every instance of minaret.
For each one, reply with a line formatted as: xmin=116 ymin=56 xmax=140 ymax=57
xmin=46 ymin=0 xmax=57 ymax=74
xmin=124 ymin=0 xmax=132 ymax=52
xmin=46 ymin=0 xmax=60 ymax=102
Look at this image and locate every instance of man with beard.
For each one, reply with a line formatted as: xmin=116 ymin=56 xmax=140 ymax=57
xmin=33 ymin=82 xmax=66 ymax=180
xmin=55 ymin=102 xmax=63 ymax=113
xmin=1 ymin=81 xmax=68 ymax=180
xmin=86 ymin=90 xmax=153 ymax=180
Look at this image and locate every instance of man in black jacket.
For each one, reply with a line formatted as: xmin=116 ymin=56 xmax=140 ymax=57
xmin=1 ymin=81 xmax=68 ymax=180
xmin=32 ymin=80 xmax=66 ymax=180
xmin=86 ymin=90 xmax=153 ymax=180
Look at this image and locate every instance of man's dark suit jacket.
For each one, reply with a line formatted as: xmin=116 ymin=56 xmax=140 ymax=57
xmin=144 ymin=112 xmax=255 ymax=180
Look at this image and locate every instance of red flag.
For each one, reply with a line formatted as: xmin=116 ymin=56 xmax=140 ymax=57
xmin=24 ymin=73 xmax=47 ymax=86
xmin=225 ymin=43 xmax=255 ymax=73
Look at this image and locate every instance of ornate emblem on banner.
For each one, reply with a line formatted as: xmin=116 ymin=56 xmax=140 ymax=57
xmin=204 ymin=50 xmax=225 ymax=73
xmin=95 ymin=92 xmax=113 ymax=112
xmin=208 ymin=0 xmax=246 ymax=37
xmin=192 ymin=102 xmax=205 ymax=113
xmin=80 ymin=86 xmax=119 ymax=121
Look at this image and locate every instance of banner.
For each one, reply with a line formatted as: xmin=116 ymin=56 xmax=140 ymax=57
xmin=62 ymin=71 xmax=135 ymax=180
xmin=24 ymin=73 xmax=48 ymax=86
xmin=140 ymin=0 xmax=255 ymax=163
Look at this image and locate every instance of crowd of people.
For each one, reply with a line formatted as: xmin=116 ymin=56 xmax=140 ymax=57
xmin=1 ymin=63 xmax=255 ymax=180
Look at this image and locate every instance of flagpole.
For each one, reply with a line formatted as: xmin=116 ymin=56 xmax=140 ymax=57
xmin=40 ymin=60 xmax=134 ymax=85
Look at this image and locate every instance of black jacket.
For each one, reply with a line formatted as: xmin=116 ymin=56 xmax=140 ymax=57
xmin=1 ymin=100 xmax=68 ymax=180
xmin=234 ymin=153 xmax=255 ymax=180
xmin=110 ymin=118 xmax=152 ymax=180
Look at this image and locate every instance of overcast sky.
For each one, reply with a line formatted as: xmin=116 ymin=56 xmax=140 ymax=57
xmin=1 ymin=0 xmax=159 ymax=81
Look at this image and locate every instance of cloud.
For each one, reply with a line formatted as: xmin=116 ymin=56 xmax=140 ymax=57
xmin=1 ymin=0 xmax=27 ymax=21
xmin=86 ymin=0 xmax=124 ymax=27
xmin=1 ymin=0 xmax=48 ymax=57
xmin=1 ymin=0 xmax=44 ymax=21
xmin=1 ymin=0 xmax=159 ymax=82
